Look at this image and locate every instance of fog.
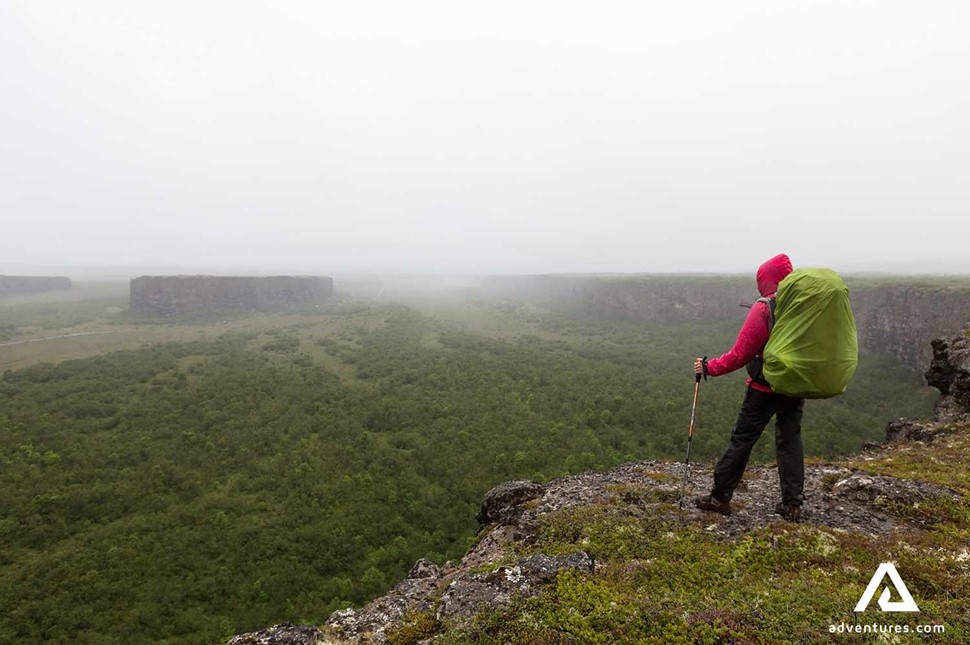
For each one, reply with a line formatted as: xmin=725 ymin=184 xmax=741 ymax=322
xmin=2 ymin=1 xmax=968 ymax=278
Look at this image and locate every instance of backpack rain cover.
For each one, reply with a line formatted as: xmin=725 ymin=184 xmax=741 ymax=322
xmin=762 ymin=268 xmax=859 ymax=399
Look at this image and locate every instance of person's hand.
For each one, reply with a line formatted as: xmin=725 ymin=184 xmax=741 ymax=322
xmin=694 ymin=357 xmax=709 ymax=380
xmin=693 ymin=357 xmax=704 ymax=375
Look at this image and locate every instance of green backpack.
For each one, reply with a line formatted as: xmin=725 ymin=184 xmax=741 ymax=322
xmin=760 ymin=268 xmax=859 ymax=399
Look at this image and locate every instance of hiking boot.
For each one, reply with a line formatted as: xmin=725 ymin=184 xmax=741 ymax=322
xmin=775 ymin=502 xmax=804 ymax=522
xmin=694 ymin=495 xmax=731 ymax=516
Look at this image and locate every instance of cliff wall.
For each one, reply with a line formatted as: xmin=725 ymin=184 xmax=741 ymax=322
xmin=129 ymin=275 xmax=334 ymax=316
xmin=479 ymin=275 xmax=970 ymax=372
xmin=0 ymin=275 xmax=72 ymax=297
xmin=480 ymin=275 xmax=754 ymax=322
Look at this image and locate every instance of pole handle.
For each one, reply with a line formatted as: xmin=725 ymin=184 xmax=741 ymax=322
xmin=695 ymin=356 xmax=708 ymax=383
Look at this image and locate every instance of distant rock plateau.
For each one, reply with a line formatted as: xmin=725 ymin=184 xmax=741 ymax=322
xmin=0 ymin=275 xmax=73 ymax=297
xmin=130 ymin=275 xmax=334 ymax=316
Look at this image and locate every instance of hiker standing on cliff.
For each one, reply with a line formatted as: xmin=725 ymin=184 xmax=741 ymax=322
xmin=692 ymin=253 xmax=806 ymax=521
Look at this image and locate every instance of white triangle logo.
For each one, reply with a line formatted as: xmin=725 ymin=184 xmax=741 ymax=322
xmin=854 ymin=562 xmax=920 ymax=612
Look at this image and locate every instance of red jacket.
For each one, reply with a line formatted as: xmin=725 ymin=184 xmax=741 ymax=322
xmin=706 ymin=254 xmax=793 ymax=392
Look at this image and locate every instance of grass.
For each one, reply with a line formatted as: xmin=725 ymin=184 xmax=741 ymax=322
xmin=846 ymin=423 xmax=970 ymax=494
xmin=386 ymin=612 xmax=445 ymax=644
xmin=0 ymin=290 xmax=395 ymax=372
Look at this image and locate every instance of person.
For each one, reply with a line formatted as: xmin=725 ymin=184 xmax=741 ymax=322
xmin=692 ymin=253 xmax=805 ymax=521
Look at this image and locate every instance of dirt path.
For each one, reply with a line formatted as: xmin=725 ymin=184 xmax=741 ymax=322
xmin=0 ymin=331 xmax=122 ymax=347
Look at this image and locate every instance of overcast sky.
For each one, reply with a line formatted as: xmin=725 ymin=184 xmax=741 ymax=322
xmin=1 ymin=1 xmax=968 ymax=277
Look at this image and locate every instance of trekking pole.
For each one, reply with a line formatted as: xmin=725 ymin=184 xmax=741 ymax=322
xmin=679 ymin=358 xmax=705 ymax=509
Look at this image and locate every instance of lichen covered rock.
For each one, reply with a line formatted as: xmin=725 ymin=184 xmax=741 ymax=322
xmin=225 ymin=623 xmax=323 ymax=645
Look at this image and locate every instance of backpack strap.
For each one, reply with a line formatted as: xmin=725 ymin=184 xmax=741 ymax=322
xmin=746 ymin=296 xmax=777 ymax=386
xmin=756 ymin=296 xmax=776 ymax=335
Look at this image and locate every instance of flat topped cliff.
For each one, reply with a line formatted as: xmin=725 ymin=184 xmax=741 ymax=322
xmin=130 ymin=275 xmax=334 ymax=316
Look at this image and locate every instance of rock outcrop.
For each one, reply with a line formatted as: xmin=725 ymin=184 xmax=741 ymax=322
xmin=0 ymin=275 xmax=72 ymax=297
xmin=130 ymin=275 xmax=334 ymax=316
xmin=925 ymin=326 xmax=970 ymax=420
xmin=226 ymin=623 xmax=324 ymax=645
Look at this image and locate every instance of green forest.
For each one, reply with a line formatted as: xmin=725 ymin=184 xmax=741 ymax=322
xmin=0 ymin=296 xmax=936 ymax=643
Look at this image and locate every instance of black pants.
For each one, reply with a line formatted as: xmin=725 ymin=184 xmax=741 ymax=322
xmin=711 ymin=387 xmax=805 ymax=506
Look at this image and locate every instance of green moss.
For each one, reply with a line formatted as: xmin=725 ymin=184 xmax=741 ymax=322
xmin=385 ymin=611 xmax=443 ymax=645
xmin=877 ymin=494 xmax=970 ymax=535
xmin=846 ymin=423 xmax=970 ymax=492
xmin=606 ymin=483 xmax=679 ymax=506
xmin=820 ymin=473 xmax=842 ymax=492
xmin=529 ymin=505 xmax=666 ymax=561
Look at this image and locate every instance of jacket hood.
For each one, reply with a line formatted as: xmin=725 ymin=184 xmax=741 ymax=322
xmin=757 ymin=254 xmax=793 ymax=297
